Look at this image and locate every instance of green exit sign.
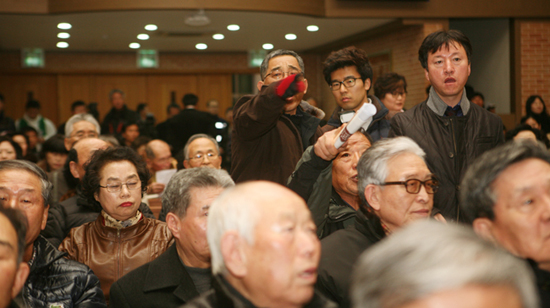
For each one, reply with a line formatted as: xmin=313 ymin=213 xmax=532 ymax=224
xmin=137 ymin=50 xmax=158 ymax=68
xmin=22 ymin=48 xmax=44 ymax=68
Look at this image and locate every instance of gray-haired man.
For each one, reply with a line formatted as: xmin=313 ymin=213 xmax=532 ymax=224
xmin=109 ymin=168 xmax=234 ymax=308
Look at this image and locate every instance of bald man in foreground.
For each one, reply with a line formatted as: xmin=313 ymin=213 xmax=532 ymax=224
xmin=182 ymin=181 xmax=336 ymax=308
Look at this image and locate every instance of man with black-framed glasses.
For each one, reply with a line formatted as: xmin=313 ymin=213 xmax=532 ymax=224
xmin=322 ymin=46 xmax=390 ymax=141
xmin=231 ymin=49 xmax=324 ymax=185
xmin=316 ymin=136 xmax=436 ymax=308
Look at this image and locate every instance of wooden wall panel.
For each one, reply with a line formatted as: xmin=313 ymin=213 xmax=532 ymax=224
xmin=57 ymin=75 xmax=92 ymax=124
xmin=197 ymin=74 xmax=233 ymax=118
xmin=146 ymin=75 xmax=198 ymax=122
xmin=0 ymin=74 xmax=58 ymax=125
xmin=90 ymin=75 xmax=147 ymax=123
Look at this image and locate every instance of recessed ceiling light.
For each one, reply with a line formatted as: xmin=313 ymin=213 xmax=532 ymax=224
xmin=57 ymin=32 xmax=70 ymax=39
xmin=262 ymin=43 xmax=274 ymax=50
xmin=57 ymin=22 xmax=72 ymax=30
xmin=145 ymin=24 xmax=158 ymax=31
xmin=196 ymin=43 xmax=208 ymax=50
xmin=227 ymin=24 xmax=240 ymax=31
xmin=212 ymin=34 xmax=224 ymax=40
xmin=285 ymin=33 xmax=297 ymax=40
xmin=137 ymin=34 xmax=149 ymax=40
xmin=129 ymin=42 xmax=140 ymax=49
xmin=56 ymin=42 xmax=69 ymax=48
xmin=307 ymin=25 xmax=319 ymax=32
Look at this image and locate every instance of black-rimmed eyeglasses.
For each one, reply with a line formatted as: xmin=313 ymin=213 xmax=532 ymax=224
xmin=379 ymin=179 xmax=439 ymax=194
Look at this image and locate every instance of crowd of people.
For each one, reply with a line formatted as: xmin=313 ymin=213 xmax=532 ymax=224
xmin=0 ymin=29 xmax=548 ymax=308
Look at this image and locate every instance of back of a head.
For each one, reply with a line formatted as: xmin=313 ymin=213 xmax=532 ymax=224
xmin=182 ymin=94 xmax=199 ymax=107
xmin=0 ymin=206 xmax=27 ymax=264
xmin=352 ymin=220 xmax=538 ymax=308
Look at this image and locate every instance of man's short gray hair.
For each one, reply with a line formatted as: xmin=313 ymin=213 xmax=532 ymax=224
xmin=0 ymin=160 xmax=53 ymax=207
xmin=109 ymin=89 xmax=125 ymax=100
xmin=162 ymin=168 xmax=234 ymax=219
xmin=260 ymin=49 xmax=305 ymax=80
xmin=357 ymin=137 xmax=426 ymax=210
xmin=460 ymin=139 xmax=550 ymax=223
xmin=64 ymin=113 xmax=100 ymax=138
xmin=183 ymin=134 xmax=220 ymax=160
xmin=207 ymin=184 xmax=263 ymax=275
xmin=352 ymin=220 xmax=538 ymax=308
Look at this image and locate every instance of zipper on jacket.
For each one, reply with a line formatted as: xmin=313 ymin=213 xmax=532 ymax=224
xmin=117 ymin=228 xmax=121 ymax=279
xmin=449 ymin=118 xmax=460 ymax=221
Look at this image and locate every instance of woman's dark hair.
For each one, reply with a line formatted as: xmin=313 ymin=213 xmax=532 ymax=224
xmin=505 ymin=124 xmax=550 ymax=148
xmin=373 ymin=72 xmax=407 ymax=100
xmin=80 ymin=146 xmax=150 ymax=210
xmin=525 ymin=95 xmax=547 ymax=116
xmin=40 ymin=134 xmax=69 ymax=160
xmin=0 ymin=136 xmax=22 ymax=159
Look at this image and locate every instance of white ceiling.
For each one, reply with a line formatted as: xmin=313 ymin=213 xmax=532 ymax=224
xmin=0 ymin=10 xmax=394 ymax=52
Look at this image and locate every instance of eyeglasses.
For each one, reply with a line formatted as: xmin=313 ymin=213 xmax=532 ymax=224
xmin=379 ymin=179 xmax=439 ymax=194
xmin=99 ymin=181 xmax=141 ymax=193
xmin=390 ymin=90 xmax=406 ymax=97
xmin=189 ymin=152 xmax=218 ymax=161
xmin=330 ymin=77 xmax=361 ymax=91
xmin=71 ymin=131 xmax=99 ymax=139
xmin=264 ymin=69 xmax=301 ymax=81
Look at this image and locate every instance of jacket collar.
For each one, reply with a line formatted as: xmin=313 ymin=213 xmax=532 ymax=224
xmin=29 ymin=235 xmax=67 ymax=275
xmin=142 ymin=244 xmax=200 ymax=302
xmin=354 ymin=211 xmax=386 ymax=243
xmin=426 ymin=86 xmax=470 ymax=116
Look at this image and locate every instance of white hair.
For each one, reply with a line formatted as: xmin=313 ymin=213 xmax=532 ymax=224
xmin=64 ymin=113 xmax=100 ymax=137
xmin=357 ymin=136 xmax=426 ymax=209
xmin=352 ymin=220 xmax=538 ymax=308
xmin=207 ymin=184 xmax=262 ymax=275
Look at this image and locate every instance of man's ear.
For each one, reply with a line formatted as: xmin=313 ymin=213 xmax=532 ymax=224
xmin=365 ymin=184 xmax=381 ymax=211
xmin=183 ymin=160 xmax=190 ymax=169
xmin=12 ymin=262 xmax=29 ymax=299
xmin=64 ymin=138 xmax=71 ymax=151
xmin=221 ymin=231 xmax=247 ymax=278
xmin=146 ymin=158 xmax=153 ymax=170
xmin=256 ymin=80 xmax=264 ymax=92
xmin=166 ymin=212 xmax=181 ymax=239
xmin=363 ymin=78 xmax=371 ymax=92
xmin=424 ymin=69 xmax=430 ymax=82
xmin=40 ymin=205 xmax=49 ymax=231
xmin=472 ymin=218 xmax=496 ymax=243
xmin=216 ymin=156 xmax=222 ymax=169
xmin=302 ymin=78 xmax=308 ymax=95
xmin=69 ymin=161 xmax=79 ymax=179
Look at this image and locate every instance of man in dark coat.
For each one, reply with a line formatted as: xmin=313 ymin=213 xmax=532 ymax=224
xmin=109 ymin=168 xmax=234 ymax=308
xmin=0 ymin=160 xmax=106 ymax=307
xmin=389 ymin=30 xmax=504 ymax=221
xmin=164 ymin=94 xmax=217 ymax=156
xmin=316 ymin=137 xmax=436 ymax=308
xmin=460 ymin=139 xmax=550 ymax=308
xmin=231 ymin=49 xmax=324 ymax=185
xmin=182 ymin=182 xmax=336 ymax=308
xmin=101 ymin=89 xmax=140 ymax=139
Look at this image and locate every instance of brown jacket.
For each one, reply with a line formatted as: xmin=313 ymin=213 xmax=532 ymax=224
xmin=59 ymin=214 xmax=174 ymax=302
xmin=231 ymin=83 xmax=323 ymax=185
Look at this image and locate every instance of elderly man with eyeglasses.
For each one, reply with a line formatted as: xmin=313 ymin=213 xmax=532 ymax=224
xmin=316 ymin=136 xmax=437 ymax=308
xmin=230 ymin=49 xmax=325 ymax=185
xmin=322 ymin=46 xmax=390 ymax=141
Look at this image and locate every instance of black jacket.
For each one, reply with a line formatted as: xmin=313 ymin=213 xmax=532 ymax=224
xmin=41 ymin=193 xmax=157 ymax=247
xmin=528 ymin=259 xmax=550 ymax=308
xmin=22 ymin=235 xmax=106 ymax=307
xmin=287 ymin=145 xmax=356 ymax=239
xmin=101 ymin=105 xmax=140 ymax=137
xmin=316 ymin=211 xmax=385 ymax=308
xmin=182 ymin=275 xmax=337 ymax=308
xmin=390 ymin=88 xmax=504 ymax=220
xmin=109 ymin=244 xmax=202 ymax=308
xmin=165 ymin=108 xmax=217 ymax=156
